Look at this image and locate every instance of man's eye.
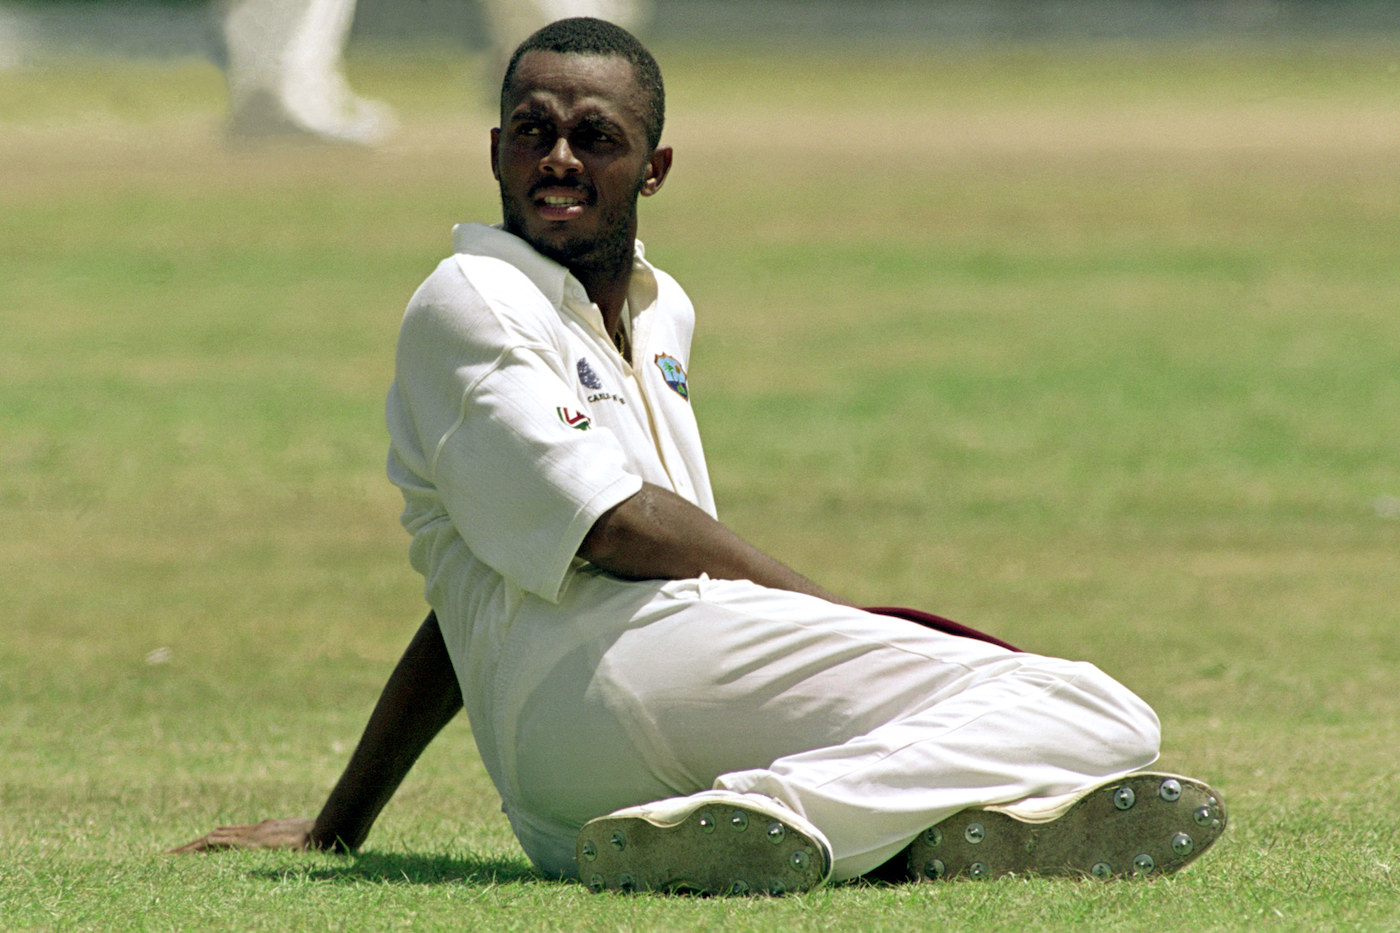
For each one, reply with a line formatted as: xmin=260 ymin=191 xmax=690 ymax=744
xmin=514 ymin=120 xmax=551 ymax=139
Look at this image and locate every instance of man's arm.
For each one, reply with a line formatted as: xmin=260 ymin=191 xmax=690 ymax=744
xmin=170 ymin=611 xmax=462 ymax=853
xmin=172 ymin=485 xmax=837 ymax=854
xmin=580 ymin=481 xmax=849 ymax=605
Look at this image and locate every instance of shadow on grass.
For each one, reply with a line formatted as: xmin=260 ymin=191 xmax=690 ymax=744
xmin=252 ymin=850 xmax=544 ymax=887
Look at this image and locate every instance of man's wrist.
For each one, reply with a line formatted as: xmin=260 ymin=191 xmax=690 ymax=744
xmin=309 ymin=814 xmax=361 ymax=852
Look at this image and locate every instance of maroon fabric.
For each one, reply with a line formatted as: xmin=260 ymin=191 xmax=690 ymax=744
xmin=863 ymin=606 xmax=1021 ymax=653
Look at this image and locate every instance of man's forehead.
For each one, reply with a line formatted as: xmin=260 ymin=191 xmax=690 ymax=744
xmin=505 ymin=50 xmax=645 ymax=122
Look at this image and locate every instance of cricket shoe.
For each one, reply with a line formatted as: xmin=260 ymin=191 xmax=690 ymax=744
xmin=576 ymin=790 xmax=833 ymax=895
xmin=907 ymin=772 xmax=1227 ymax=881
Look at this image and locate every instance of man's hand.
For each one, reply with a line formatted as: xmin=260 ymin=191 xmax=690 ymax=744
xmin=167 ymin=817 xmax=317 ymax=854
xmin=167 ymin=612 xmax=462 ymax=858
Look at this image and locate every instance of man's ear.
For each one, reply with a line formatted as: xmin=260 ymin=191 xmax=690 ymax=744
xmin=489 ymin=127 xmax=502 ymax=181
xmin=640 ymin=145 xmax=673 ymax=197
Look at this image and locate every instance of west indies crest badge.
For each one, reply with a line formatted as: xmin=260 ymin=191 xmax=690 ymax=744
xmin=653 ymin=353 xmax=689 ymax=400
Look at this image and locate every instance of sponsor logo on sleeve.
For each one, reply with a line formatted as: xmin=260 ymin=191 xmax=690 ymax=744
xmin=557 ymin=407 xmax=591 ymax=430
xmin=653 ymin=353 xmax=689 ymax=400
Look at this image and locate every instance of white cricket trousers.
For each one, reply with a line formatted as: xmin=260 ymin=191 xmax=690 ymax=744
xmin=454 ymin=573 xmax=1161 ymax=881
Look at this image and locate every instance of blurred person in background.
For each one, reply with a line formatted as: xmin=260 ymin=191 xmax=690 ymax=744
xmin=221 ymin=0 xmax=651 ymax=143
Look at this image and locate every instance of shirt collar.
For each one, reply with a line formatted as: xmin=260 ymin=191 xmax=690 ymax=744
xmin=451 ymin=222 xmax=655 ymax=316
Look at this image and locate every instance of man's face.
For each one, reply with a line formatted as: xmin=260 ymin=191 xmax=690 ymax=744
xmin=492 ymin=51 xmax=670 ymax=275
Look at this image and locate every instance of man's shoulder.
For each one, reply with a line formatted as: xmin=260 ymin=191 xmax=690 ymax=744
xmin=398 ymin=234 xmax=561 ymax=353
xmin=632 ymin=243 xmax=693 ymax=317
xmin=646 ymin=262 xmax=696 ymax=334
xmin=652 ymin=264 xmax=690 ymax=305
xmin=405 ymin=254 xmax=488 ymax=321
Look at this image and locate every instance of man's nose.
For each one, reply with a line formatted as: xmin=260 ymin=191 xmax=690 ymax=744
xmin=542 ymin=136 xmax=582 ymax=175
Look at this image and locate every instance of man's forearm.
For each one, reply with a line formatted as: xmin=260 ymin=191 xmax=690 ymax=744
xmin=579 ymin=482 xmax=848 ymax=605
xmin=310 ymin=611 xmax=463 ymax=850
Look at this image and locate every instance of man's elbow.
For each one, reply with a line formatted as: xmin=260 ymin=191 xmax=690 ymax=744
xmin=578 ymin=488 xmax=666 ymax=578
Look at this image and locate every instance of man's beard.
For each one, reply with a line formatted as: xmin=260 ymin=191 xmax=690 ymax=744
xmin=500 ymin=176 xmax=644 ymax=279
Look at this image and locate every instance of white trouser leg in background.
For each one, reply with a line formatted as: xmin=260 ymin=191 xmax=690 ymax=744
xmin=474 ymin=576 xmax=1160 ymax=880
xmin=478 ymin=0 xmax=654 ymax=85
xmin=219 ymin=0 xmax=394 ymax=143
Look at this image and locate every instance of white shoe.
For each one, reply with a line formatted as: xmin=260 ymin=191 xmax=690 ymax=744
xmin=576 ymin=790 xmax=833 ymax=896
xmin=907 ymin=772 xmax=1228 ymax=881
xmin=227 ymin=86 xmax=396 ymax=146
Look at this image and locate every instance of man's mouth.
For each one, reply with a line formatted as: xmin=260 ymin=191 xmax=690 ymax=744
xmin=534 ymin=186 xmax=591 ymax=222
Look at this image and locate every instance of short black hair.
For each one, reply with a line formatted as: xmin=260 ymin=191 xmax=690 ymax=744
xmin=500 ymin=17 xmax=665 ymax=150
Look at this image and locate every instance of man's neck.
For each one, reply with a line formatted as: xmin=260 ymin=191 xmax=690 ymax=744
xmin=572 ymin=264 xmax=632 ymax=340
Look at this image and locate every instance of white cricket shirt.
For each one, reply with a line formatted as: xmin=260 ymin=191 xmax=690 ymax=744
xmin=379 ymin=227 xmax=1147 ymax=889
xmin=387 ymin=222 xmax=715 ymax=612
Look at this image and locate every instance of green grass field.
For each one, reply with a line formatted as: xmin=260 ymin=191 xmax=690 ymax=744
xmin=2 ymin=37 xmax=1398 ymax=930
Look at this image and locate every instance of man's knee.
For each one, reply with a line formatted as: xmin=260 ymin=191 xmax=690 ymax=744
xmin=1079 ymin=661 xmax=1162 ymax=770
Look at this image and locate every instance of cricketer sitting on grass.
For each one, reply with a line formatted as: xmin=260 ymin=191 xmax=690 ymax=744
xmin=172 ymin=17 xmax=1228 ymax=894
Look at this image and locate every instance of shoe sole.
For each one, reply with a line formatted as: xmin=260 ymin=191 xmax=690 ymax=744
xmin=576 ymin=800 xmax=831 ymax=896
xmin=907 ymin=772 xmax=1227 ymax=881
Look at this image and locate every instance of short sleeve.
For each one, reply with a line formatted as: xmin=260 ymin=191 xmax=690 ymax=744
xmin=433 ymin=347 xmax=641 ymax=600
xmin=388 ymin=259 xmax=642 ymax=602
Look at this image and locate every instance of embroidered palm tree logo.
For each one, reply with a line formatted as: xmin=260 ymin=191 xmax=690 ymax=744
xmin=653 ymin=354 xmax=688 ymax=400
